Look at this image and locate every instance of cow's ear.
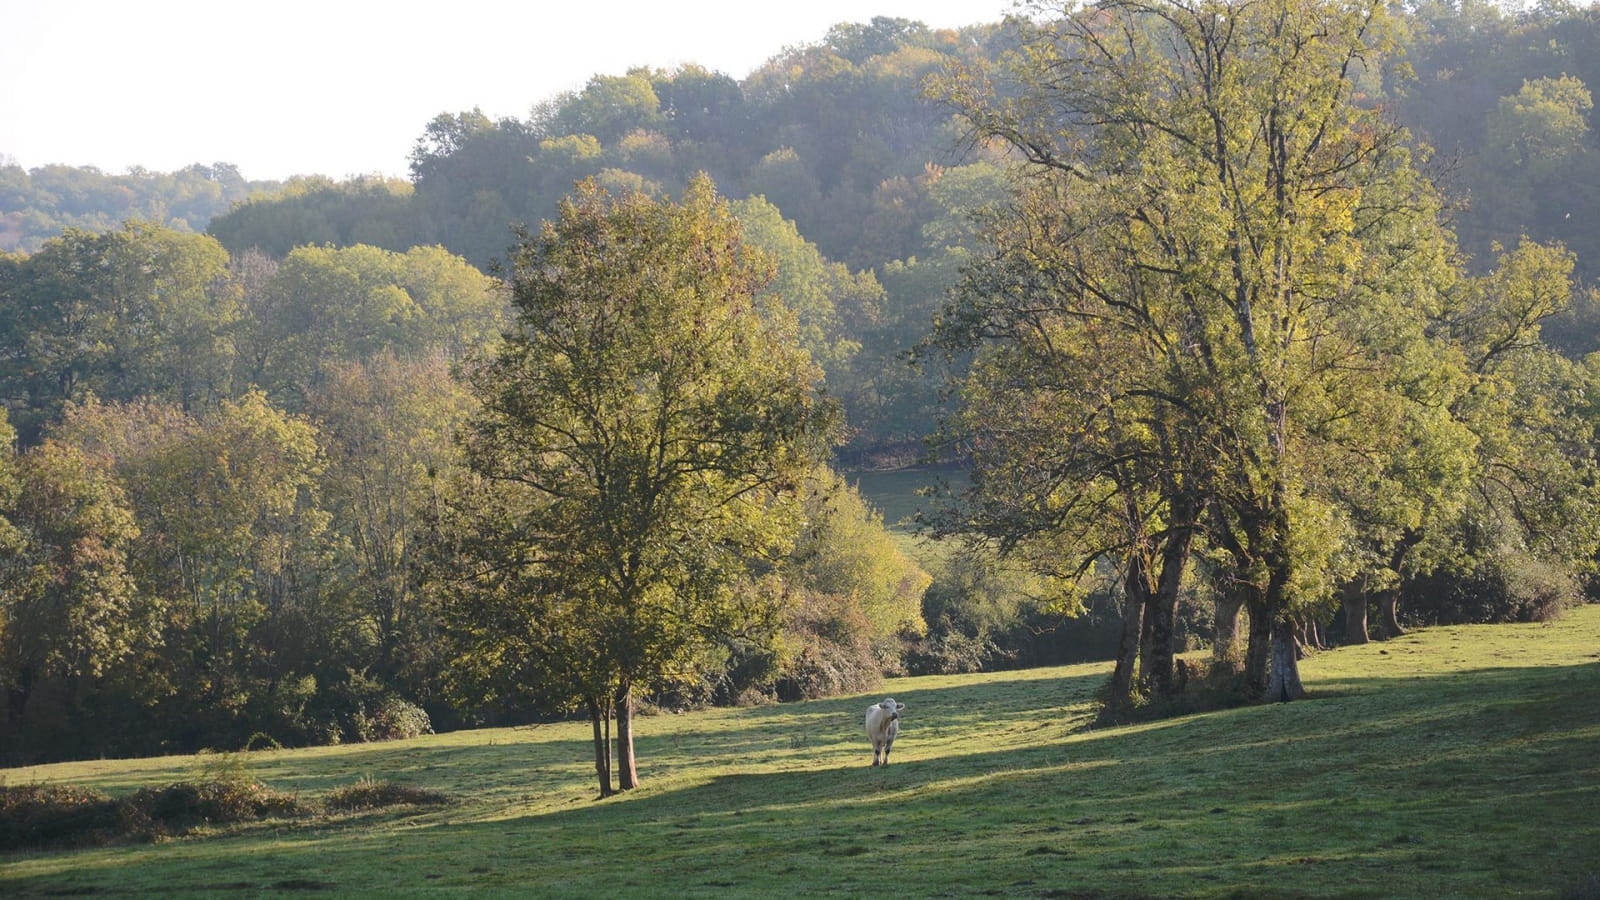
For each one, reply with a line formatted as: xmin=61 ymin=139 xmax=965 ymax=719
xmin=896 ymin=703 xmax=905 ymax=711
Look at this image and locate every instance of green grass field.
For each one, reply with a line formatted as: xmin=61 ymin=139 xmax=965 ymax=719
xmin=4 ymin=607 xmax=1598 ymax=899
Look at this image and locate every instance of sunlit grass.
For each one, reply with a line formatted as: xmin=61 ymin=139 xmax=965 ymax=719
xmin=3 ymin=607 xmax=1598 ymax=898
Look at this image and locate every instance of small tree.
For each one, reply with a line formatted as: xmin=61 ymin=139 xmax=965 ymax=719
xmin=455 ymin=175 xmax=837 ymax=795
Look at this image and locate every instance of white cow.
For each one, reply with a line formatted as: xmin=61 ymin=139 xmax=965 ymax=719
xmin=865 ymin=697 xmax=905 ymax=766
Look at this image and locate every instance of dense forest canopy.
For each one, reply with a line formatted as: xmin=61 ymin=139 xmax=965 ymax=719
xmin=3 ymin=1 xmax=1600 ymax=767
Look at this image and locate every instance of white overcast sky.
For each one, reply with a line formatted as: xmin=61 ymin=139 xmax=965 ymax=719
xmin=0 ymin=0 xmax=1021 ymax=181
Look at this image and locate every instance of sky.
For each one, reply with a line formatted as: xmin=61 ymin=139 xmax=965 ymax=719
xmin=0 ymin=0 xmax=1021 ymax=182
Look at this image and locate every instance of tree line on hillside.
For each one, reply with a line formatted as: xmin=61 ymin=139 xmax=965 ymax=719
xmin=0 ymin=213 xmax=931 ymax=767
xmin=0 ymin=162 xmax=277 ymax=254
xmin=4 ymin=1 xmax=1600 ymax=769
xmin=11 ymin=7 xmax=1600 ymax=449
xmin=8 ymin=7 xmax=1599 ymax=452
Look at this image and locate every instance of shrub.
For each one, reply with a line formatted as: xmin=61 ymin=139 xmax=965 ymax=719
xmin=352 ymin=697 xmax=435 ymax=743
xmin=774 ymin=590 xmax=881 ymax=701
xmin=127 ymin=779 xmax=304 ymax=831
xmin=905 ymin=626 xmax=996 ymax=675
xmin=0 ymin=776 xmax=308 ymax=851
xmin=1408 ymin=553 xmax=1582 ymax=626
xmin=0 ymin=784 xmax=124 ymax=850
xmin=324 ymin=777 xmax=449 ymax=812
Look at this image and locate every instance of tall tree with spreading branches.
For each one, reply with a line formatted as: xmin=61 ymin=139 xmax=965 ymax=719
xmin=451 ymin=175 xmax=838 ymax=795
xmin=933 ymin=0 xmax=1468 ymax=701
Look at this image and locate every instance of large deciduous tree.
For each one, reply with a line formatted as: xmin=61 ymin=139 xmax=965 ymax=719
xmin=934 ymin=0 xmax=1460 ymax=702
xmin=451 ymin=175 xmax=837 ymax=795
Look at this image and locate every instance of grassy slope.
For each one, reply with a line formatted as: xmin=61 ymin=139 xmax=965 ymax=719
xmin=3 ymin=608 xmax=1598 ymax=899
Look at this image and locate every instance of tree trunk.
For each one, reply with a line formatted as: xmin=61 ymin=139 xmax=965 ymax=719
xmin=1244 ymin=591 xmax=1273 ymax=698
xmin=6 ymin=666 xmax=35 ymax=724
xmin=1108 ymin=555 xmax=1149 ymax=712
xmin=1378 ymin=588 xmax=1405 ymax=638
xmin=1268 ymin=617 xmax=1306 ymax=702
xmin=1240 ymin=494 xmax=1302 ymax=701
xmin=1341 ymin=583 xmax=1369 ymax=645
xmin=1213 ymin=588 xmax=1246 ymax=671
xmin=615 ymin=684 xmax=640 ymax=791
xmin=1296 ymin=618 xmax=1325 ymax=654
xmin=1375 ymin=533 xmax=1419 ymax=639
xmin=1141 ymin=521 xmax=1196 ymax=697
xmin=587 ymin=696 xmax=613 ymax=798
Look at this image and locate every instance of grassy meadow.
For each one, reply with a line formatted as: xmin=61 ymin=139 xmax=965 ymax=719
xmin=3 ymin=606 xmax=1599 ymax=898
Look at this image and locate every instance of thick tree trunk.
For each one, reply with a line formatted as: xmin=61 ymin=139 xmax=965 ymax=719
xmin=1141 ymin=588 xmax=1174 ymax=695
xmin=1341 ymin=583 xmax=1369 ymax=645
xmin=587 ymin=696 xmax=613 ymax=798
xmin=1268 ymin=618 xmax=1306 ymax=701
xmin=1108 ymin=555 xmax=1149 ymax=712
xmin=1239 ymin=493 xmax=1303 ymax=701
xmin=615 ymin=685 xmax=640 ymax=791
xmin=1378 ymin=588 xmax=1405 ymax=638
xmin=1244 ymin=592 xmax=1273 ymax=697
xmin=1213 ymin=588 xmax=1246 ymax=670
xmin=1375 ymin=534 xmax=1419 ymax=639
xmin=1141 ymin=521 xmax=1196 ymax=697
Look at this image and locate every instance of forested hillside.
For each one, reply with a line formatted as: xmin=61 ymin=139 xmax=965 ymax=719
xmin=0 ymin=163 xmax=279 ymax=253
xmin=4 ymin=1 xmax=1600 ymax=769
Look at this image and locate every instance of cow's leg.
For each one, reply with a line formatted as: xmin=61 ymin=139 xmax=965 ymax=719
xmin=882 ymin=738 xmax=893 ymax=765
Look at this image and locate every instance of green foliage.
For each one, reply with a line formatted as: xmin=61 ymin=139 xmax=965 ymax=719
xmin=931 ymin=0 xmax=1522 ymax=701
xmin=789 ymin=468 xmax=929 ymax=640
xmin=769 ymin=589 xmax=882 ymax=701
xmin=541 ymin=71 xmax=665 ymax=146
xmin=1408 ymin=552 xmax=1585 ymax=626
xmin=207 ymin=175 xmax=420 ymax=258
xmin=346 ymin=695 xmax=434 ymax=744
xmin=306 ymin=353 xmax=473 ymax=693
xmin=447 ymin=176 xmax=839 ymax=783
xmin=730 ymin=195 xmax=878 ymax=377
xmin=0 ymin=162 xmax=274 ymax=255
xmin=1487 ymin=75 xmax=1594 ymax=175
xmin=240 ymin=243 xmax=503 ymax=404
xmin=0 ymin=439 xmax=148 ymax=716
xmin=0 ymin=222 xmax=239 ymax=441
xmin=726 ymin=468 xmax=933 ymax=702
xmin=7 ymin=5 xmax=1600 ymax=768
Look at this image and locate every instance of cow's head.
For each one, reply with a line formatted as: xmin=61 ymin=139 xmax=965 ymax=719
xmin=878 ymin=698 xmax=904 ymax=721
